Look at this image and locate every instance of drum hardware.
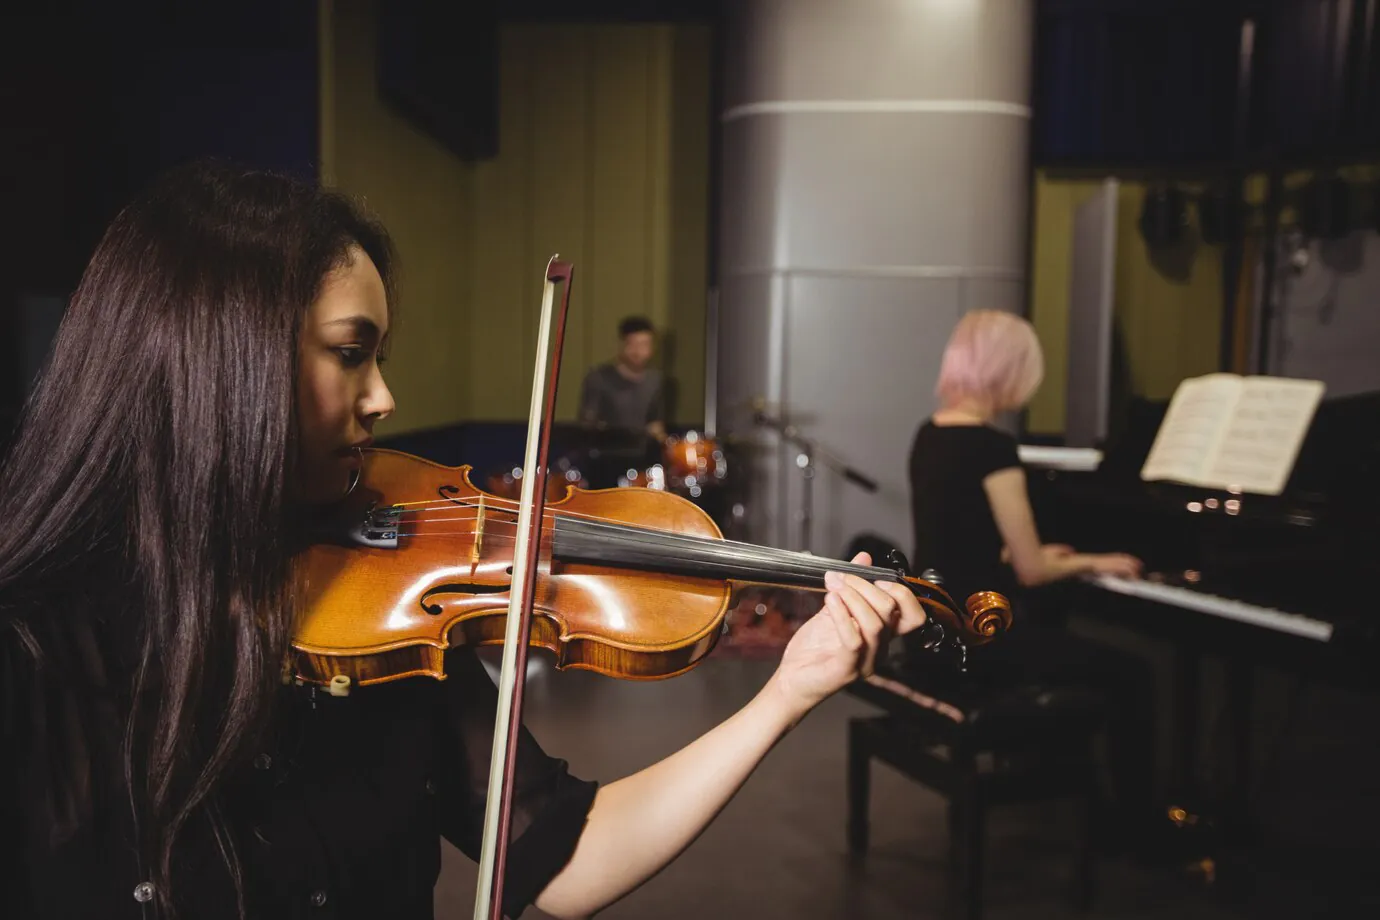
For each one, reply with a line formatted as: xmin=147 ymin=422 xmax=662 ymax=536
xmin=750 ymin=405 xmax=879 ymax=552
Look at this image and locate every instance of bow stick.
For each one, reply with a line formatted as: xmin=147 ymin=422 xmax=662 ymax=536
xmin=472 ymin=255 xmax=575 ymax=920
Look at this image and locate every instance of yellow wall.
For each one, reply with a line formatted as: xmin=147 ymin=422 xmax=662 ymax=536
xmin=1027 ymin=173 xmax=1225 ymax=435
xmin=319 ymin=0 xmax=712 ymax=435
xmin=318 ymin=0 xmax=476 ymax=435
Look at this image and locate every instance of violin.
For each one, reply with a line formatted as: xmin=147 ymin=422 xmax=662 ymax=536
xmin=291 ymin=447 xmax=1014 ymax=690
xmin=288 ymin=257 xmax=1011 ymax=920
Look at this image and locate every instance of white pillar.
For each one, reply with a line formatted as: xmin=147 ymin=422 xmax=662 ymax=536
xmin=716 ymin=0 xmax=1035 ymax=556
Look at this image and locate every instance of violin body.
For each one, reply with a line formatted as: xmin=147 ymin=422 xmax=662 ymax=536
xmin=294 ymin=448 xmax=731 ymax=687
xmin=292 ymin=448 xmax=1013 ymax=690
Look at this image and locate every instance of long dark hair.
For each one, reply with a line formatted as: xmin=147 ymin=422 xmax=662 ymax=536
xmin=0 ymin=161 xmax=395 ymax=916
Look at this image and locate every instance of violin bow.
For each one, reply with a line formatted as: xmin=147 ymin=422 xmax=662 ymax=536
xmin=472 ymin=255 xmax=575 ymax=920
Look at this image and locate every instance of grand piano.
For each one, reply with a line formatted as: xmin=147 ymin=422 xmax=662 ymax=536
xmin=1029 ymin=390 xmax=1380 ymax=682
xmin=1026 ymin=389 xmax=1380 ymax=866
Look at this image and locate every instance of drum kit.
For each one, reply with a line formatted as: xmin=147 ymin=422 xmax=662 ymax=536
xmin=624 ymin=430 xmax=728 ymax=497
xmin=484 ymin=429 xmax=730 ymax=505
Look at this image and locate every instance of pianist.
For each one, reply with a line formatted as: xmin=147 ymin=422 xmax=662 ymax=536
xmin=906 ymin=309 xmax=1157 ymax=851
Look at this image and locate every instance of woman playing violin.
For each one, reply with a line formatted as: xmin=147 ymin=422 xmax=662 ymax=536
xmin=0 ymin=162 xmax=929 ymax=920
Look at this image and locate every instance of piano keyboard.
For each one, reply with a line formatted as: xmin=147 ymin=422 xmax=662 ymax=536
xmin=1082 ymin=573 xmax=1335 ymax=642
xmin=1018 ymin=444 xmax=1103 ymax=471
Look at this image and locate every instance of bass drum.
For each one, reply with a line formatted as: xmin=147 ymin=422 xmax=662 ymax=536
xmin=661 ymin=431 xmax=727 ymax=497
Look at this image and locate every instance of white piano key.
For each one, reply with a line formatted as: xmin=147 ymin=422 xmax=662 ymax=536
xmin=1082 ymin=573 xmax=1334 ymax=642
xmin=1018 ymin=445 xmax=1104 ymax=471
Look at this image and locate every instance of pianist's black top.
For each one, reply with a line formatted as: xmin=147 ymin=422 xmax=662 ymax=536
xmin=908 ymin=420 xmax=1021 ymax=606
xmin=1 ymin=617 xmax=598 ymax=920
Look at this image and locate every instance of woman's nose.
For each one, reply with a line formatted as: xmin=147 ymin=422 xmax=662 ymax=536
xmin=361 ymin=368 xmax=395 ymax=422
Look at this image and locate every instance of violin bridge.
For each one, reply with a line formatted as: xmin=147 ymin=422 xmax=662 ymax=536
xmin=472 ymin=494 xmax=486 ymax=564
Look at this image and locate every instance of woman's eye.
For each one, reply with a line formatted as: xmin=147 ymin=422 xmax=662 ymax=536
xmin=335 ymin=346 xmax=368 ymax=367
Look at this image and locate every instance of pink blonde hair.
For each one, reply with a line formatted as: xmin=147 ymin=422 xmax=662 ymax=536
xmin=934 ymin=309 xmax=1045 ymax=410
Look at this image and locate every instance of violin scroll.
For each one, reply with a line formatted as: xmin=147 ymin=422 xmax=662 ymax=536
xmin=966 ymin=590 xmax=1015 ymax=639
xmin=894 ymin=568 xmax=1013 ymax=668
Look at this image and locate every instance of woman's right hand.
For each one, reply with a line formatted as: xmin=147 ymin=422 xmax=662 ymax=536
xmin=1090 ymin=552 xmax=1143 ymax=580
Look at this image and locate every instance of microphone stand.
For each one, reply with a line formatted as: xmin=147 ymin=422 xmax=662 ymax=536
xmin=751 ymin=406 xmax=879 ymax=552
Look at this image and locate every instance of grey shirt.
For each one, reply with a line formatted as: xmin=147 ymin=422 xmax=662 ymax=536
xmin=578 ymin=363 xmax=664 ymax=432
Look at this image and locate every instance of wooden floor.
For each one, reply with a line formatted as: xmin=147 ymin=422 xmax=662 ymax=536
xmin=432 ymin=654 xmax=1351 ymax=919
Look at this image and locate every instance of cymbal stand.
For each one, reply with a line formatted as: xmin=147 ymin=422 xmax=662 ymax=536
xmin=751 ymin=407 xmax=878 ymax=552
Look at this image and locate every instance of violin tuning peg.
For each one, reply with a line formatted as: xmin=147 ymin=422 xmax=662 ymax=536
xmin=915 ymin=620 xmax=946 ymax=651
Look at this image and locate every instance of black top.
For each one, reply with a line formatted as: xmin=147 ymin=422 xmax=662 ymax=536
xmin=907 ymin=421 xmax=1021 ymax=606
xmin=2 ymin=634 xmax=597 ymax=920
xmin=577 ymin=363 xmax=664 ymax=433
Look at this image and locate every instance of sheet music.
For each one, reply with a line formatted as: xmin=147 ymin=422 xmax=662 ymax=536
xmin=1140 ymin=374 xmax=1242 ymax=485
xmin=1199 ymin=377 xmax=1325 ymax=495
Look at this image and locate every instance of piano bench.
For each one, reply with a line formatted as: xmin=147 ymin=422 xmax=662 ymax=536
xmin=847 ymin=677 xmax=1105 ymax=920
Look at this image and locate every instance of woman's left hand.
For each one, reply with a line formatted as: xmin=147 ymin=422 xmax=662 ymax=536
xmin=765 ymin=552 xmax=928 ymax=722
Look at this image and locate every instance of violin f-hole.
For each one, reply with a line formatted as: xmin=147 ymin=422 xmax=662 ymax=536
xmin=419 ymin=581 xmax=509 ymax=616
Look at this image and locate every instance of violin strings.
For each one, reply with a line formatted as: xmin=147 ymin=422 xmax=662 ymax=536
xmin=371 ymin=511 xmax=861 ymax=575
xmin=369 ymin=530 xmax=901 ymax=592
xmin=337 ymin=478 xmax=949 ymax=600
xmin=385 ymin=500 xmax=893 ymax=575
xmin=353 ymin=513 xmax=920 ymax=590
xmin=334 ymin=508 xmax=960 ymax=616
xmin=380 ymin=503 xmax=880 ymax=583
xmin=389 ymin=496 xmax=828 ymax=576
xmin=559 ymin=514 xmax=902 ymax=584
xmin=358 ymin=486 xmax=700 ymax=522
xmin=352 ymin=527 xmax=958 ymax=615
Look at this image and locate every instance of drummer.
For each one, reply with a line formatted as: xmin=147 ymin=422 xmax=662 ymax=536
xmin=577 ymin=315 xmax=667 ymax=445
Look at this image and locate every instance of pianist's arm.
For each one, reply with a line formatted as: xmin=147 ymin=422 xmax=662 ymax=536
xmin=984 ymin=468 xmax=1142 ymax=586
